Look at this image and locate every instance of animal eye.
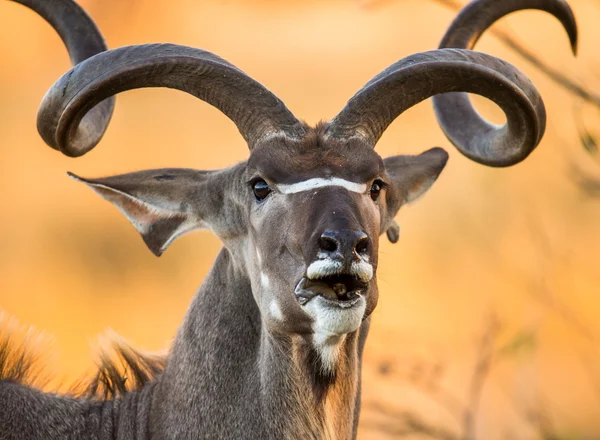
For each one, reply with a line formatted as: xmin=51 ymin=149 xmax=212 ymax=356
xmin=370 ymin=180 xmax=384 ymax=201
xmin=252 ymin=179 xmax=271 ymax=201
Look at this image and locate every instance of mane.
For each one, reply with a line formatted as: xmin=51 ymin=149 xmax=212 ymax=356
xmin=0 ymin=315 xmax=48 ymax=388
xmin=0 ymin=314 xmax=167 ymax=401
xmin=75 ymin=335 xmax=167 ymax=400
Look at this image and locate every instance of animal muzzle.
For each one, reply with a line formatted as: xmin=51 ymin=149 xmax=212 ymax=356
xmin=295 ymin=256 xmax=373 ymax=306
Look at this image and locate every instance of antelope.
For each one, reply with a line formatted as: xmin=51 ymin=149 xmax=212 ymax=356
xmin=0 ymin=0 xmax=578 ymax=438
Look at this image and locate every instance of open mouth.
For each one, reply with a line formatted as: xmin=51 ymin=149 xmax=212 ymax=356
xmin=295 ymin=274 xmax=368 ymax=308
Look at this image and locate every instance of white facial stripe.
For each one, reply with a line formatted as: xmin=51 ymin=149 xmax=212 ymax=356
xmin=278 ymin=178 xmax=367 ymax=194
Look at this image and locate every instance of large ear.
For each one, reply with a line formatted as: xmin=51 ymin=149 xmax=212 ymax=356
xmin=69 ymin=167 xmax=241 ymax=256
xmin=382 ymin=147 xmax=449 ymax=243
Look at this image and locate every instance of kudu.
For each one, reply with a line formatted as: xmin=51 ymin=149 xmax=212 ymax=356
xmin=0 ymin=0 xmax=578 ymax=438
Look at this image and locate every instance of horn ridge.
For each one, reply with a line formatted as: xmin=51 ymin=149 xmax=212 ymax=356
xmin=328 ymin=48 xmax=543 ymax=166
xmin=329 ymin=0 xmax=577 ymax=167
xmin=431 ymin=0 xmax=577 ymax=166
xmin=9 ymin=0 xmax=115 ymax=152
xmin=37 ymin=43 xmax=304 ymax=156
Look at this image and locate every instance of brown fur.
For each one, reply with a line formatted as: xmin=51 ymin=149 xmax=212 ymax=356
xmin=249 ymin=121 xmax=384 ymax=184
xmin=0 ymin=315 xmax=165 ymax=401
xmin=321 ymin=334 xmax=359 ymax=440
xmin=0 ymin=317 xmax=46 ymax=389
xmin=286 ymin=332 xmax=360 ymax=440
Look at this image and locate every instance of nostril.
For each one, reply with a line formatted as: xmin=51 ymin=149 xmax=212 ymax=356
xmin=319 ymin=235 xmax=338 ymax=253
xmin=355 ymin=236 xmax=369 ymax=255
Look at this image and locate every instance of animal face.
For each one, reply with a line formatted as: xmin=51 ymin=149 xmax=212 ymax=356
xmin=242 ymin=129 xmax=447 ymax=337
xmin=73 ymin=124 xmax=448 ymax=339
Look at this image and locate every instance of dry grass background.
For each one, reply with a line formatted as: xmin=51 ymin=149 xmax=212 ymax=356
xmin=1 ymin=0 xmax=599 ymax=438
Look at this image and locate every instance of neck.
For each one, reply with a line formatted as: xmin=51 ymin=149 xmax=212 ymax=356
xmin=151 ymin=248 xmax=369 ymax=439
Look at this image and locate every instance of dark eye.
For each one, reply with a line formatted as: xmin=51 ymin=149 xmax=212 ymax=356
xmin=252 ymin=179 xmax=271 ymax=201
xmin=370 ymin=180 xmax=384 ymax=201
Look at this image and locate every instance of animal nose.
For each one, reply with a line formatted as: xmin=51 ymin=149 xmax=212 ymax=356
xmin=318 ymin=229 xmax=369 ymax=259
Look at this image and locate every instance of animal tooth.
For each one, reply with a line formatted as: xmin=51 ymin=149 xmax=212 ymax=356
xmin=333 ymin=283 xmax=347 ymax=295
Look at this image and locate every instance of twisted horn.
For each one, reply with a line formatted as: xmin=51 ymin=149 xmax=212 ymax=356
xmin=433 ymin=0 xmax=578 ymax=166
xmin=8 ymin=0 xmax=114 ymax=152
xmin=439 ymin=0 xmax=577 ymax=53
xmin=36 ymin=44 xmax=304 ymax=156
xmin=10 ymin=1 xmax=304 ymax=156
xmin=328 ymin=48 xmax=544 ymax=167
xmin=328 ymin=0 xmax=577 ymax=167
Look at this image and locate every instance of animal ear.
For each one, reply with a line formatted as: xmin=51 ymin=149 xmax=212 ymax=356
xmin=69 ymin=168 xmax=234 ymax=256
xmin=382 ymin=147 xmax=449 ymax=243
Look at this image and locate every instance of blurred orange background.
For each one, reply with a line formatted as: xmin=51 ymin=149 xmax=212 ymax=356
xmin=1 ymin=0 xmax=599 ymax=438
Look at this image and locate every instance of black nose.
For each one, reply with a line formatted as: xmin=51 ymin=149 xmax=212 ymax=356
xmin=319 ymin=229 xmax=369 ymax=258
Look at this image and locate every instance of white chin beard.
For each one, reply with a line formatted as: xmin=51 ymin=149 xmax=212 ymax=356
xmin=303 ymin=294 xmax=366 ymax=336
xmin=303 ymin=295 xmax=367 ymax=374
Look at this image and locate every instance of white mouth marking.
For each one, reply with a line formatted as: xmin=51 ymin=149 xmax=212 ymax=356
xmin=306 ymin=259 xmax=344 ymax=279
xmin=278 ymin=178 xmax=367 ymax=194
xmin=303 ymin=258 xmax=372 ymax=373
xmin=306 ymin=258 xmax=373 ymax=283
xmin=350 ymin=261 xmax=374 ymax=283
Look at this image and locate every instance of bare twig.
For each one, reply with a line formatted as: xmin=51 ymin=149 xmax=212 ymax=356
xmin=366 ymin=321 xmax=542 ymax=439
xmin=461 ymin=315 xmax=502 ymax=440
xmin=569 ymin=163 xmax=600 ymax=197
xmin=363 ymin=401 xmax=460 ymax=439
xmin=569 ymin=100 xmax=600 ymax=196
xmin=431 ymin=0 xmax=600 ymax=110
xmin=573 ymin=101 xmax=600 ymax=164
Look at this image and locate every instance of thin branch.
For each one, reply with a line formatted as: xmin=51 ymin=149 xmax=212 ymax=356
xmin=363 ymin=401 xmax=459 ymax=439
xmin=431 ymin=0 xmax=600 ymax=110
xmin=461 ymin=315 xmax=501 ymax=440
xmin=573 ymin=101 xmax=600 ymax=165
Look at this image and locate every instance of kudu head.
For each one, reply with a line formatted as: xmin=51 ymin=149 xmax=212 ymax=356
xmin=22 ymin=0 xmax=577 ymax=357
